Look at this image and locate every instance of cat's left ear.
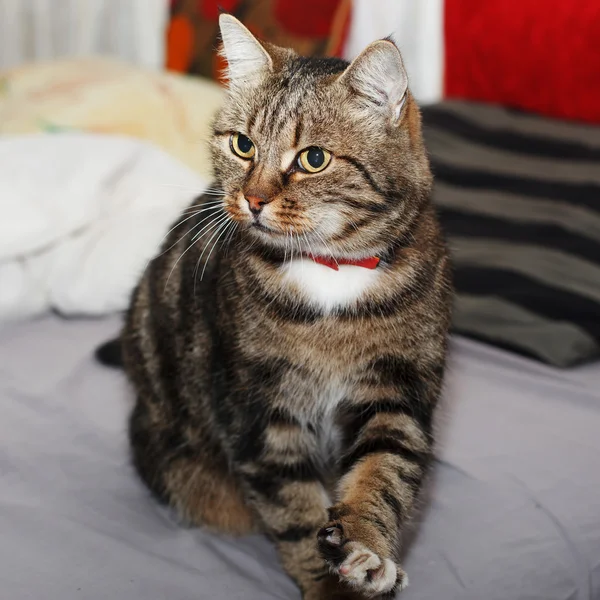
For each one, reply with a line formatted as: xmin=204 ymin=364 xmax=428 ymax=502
xmin=219 ymin=14 xmax=273 ymax=87
xmin=340 ymin=39 xmax=408 ymax=124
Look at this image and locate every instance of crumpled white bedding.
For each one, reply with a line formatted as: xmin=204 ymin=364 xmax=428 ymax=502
xmin=0 ymin=133 xmax=206 ymax=321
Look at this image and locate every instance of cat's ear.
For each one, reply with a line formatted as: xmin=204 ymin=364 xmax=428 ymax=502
xmin=340 ymin=39 xmax=408 ymax=123
xmin=218 ymin=14 xmax=273 ymax=87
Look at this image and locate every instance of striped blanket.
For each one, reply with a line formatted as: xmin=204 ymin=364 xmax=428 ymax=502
xmin=422 ymin=101 xmax=600 ymax=367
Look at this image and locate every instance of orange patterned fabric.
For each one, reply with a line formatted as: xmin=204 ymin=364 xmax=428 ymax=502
xmin=166 ymin=0 xmax=351 ymax=83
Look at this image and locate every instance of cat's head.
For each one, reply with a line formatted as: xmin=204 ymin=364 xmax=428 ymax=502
xmin=212 ymin=15 xmax=431 ymax=259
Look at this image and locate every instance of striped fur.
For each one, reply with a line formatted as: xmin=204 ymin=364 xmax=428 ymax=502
xmin=122 ymin=17 xmax=451 ymax=599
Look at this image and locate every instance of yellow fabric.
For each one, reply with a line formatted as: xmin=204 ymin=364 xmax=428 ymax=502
xmin=0 ymin=58 xmax=224 ymax=179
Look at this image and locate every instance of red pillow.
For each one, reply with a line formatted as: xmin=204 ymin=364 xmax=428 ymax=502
xmin=444 ymin=0 xmax=600 ymax=123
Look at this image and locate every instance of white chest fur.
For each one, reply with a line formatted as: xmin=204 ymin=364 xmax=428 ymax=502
xmin=281 ymin=257 xmax=380 ymax=312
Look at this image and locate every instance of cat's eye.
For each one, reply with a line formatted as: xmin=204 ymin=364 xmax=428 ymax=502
xmin=297 ymin=147 xmax=331 ymax=173
xmin=230 ymin=132 xmax=255 ymax=159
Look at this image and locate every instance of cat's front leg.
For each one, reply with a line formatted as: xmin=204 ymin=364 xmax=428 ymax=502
xmin=318 ymin=357 xmax=442 ymax=597
xmin=232 ymin=407 xmax=356 ymax=599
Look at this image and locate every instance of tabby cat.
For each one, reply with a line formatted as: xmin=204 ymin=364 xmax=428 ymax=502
xmin=118 ymin=14 xmax=451 ymax=599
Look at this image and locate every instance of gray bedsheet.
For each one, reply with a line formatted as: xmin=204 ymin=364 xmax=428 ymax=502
xmin=1 ymin=316 xmax=599 ymax=600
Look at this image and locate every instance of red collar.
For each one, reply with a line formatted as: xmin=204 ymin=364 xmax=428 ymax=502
xmin=307 ymin=254 xmax=380 ymax=271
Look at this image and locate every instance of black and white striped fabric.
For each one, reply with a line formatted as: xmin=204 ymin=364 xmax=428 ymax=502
xmin=422 ymin=101 xmax=600 ymax=367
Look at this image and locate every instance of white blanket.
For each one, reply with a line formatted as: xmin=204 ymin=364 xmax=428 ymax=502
xmin=0 ymin=134 xmax=207 ymax=321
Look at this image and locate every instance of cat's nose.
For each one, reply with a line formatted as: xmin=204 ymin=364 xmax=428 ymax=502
xmin=245 ymin=194 xmax=268 ymax=215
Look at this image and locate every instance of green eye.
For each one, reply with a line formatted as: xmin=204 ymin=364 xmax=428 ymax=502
xmin=230 ymin=132 xmax=255 ymax=159
xmin=298 ymin=147 xmax=331 ymax=173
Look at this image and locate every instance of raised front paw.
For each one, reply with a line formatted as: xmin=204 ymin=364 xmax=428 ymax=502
xmin=317 ymin=509 xmax=408 ymax=598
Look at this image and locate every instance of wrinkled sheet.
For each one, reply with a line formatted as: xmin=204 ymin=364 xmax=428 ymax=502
xmin=0 ymin=134 xmax=206 ymax=321
xmin=1 ymin=316 xmax=599 ymax=600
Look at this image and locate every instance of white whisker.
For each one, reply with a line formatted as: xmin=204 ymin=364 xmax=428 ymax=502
xmin=164 ymin=212 xmax=229 ymax=291
xmin=295 ymin=232 xmax=304 ymax=280
xmin=155 ymin=206 xmax=223 ymax=260
xmin=158 ymin=182 xmax=224 ymax=195
xmin=303 ymin=232 xmax=315 ymax=266
xmin=288 ymin=228 xmax=295 ymax=270
xmin=223 ymin=221 xmax=239 ymax=257
xmin=190 ymin=211 xmax=230 ymax=242
xmin=180 ymin=199 xmax=224 ymax=212
xmin=200 ymin=218 xmax=235 ymax=281
xmin=194 ymin=216 xmax=231 ymax=287
xmin=281 ymin=226 xmax=288 ymax=272
xmin=313 ymin=230 xmax=338 ymax=267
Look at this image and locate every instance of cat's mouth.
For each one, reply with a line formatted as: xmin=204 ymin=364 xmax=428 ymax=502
xmin=252 ymin=221 xmax=272 ymax=233
xmin=252 ymin=221 xmax=283 ymax=236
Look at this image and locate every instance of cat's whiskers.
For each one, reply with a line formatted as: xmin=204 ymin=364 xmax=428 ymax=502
xmin=282 ymin=227 xmax=292 ymax=271
xmin=197 ymin=215 xmax=235 ymax=284
xmin=281 ymin=228 xmax=289 ymax=272
xmin=313 ymin=230 xmax=339 ymax=268
xmin=302 ymin=232 xmax=315 ymax=266
xmin=224 ymin=222 xmax=239 ymax=256
xmin=289 ymin=228 xmax=295 ymax=263
xmin=259 ymin=223 xmax=298 ymax=313
xmin=146 ymin=207 xmax=224 ymax=279
xmin=190 ymin=211 xmax=230 ymax=242
xmin=204 ymin=218 xmax=237 ymax=280
xmin=186 ymin=197 xmax=224 ymax=205
xmin=158 ymin=183 xmax=226 ymax=199
xmin=180 ymin=199 xmax=224 ymax=213
xmin=164 ymin=211 xmax=230 ymax=291
xmin=202 ymin=188 xmax=228 ymax=197
xmin=155 ymin=206 xmax=224 ymax=261
xmin=294 ymin=232 xmax=305 ymax=281
xmin=262 ymin=230 xmax=294 ymax=313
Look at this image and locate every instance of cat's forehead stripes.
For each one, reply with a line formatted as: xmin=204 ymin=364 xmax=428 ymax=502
xmin=251 ymin=88 xmax=305 ymax=144
xmin=246 ymin=56 xmax=344 ymax=146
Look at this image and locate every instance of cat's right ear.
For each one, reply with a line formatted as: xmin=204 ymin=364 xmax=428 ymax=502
xmin=218 ymin=14 xmax=273 ymax=88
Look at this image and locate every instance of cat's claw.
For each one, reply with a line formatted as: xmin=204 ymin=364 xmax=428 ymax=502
xmin=317 ymin=525 xmax=408 ymax=597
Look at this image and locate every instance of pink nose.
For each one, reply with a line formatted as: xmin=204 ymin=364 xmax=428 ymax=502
xmin=246 ymin=195 xmax=267 ymax=214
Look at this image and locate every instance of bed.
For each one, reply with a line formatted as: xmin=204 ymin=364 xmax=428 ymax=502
xmin=1 ymin=315 xmax=599 ymax=600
